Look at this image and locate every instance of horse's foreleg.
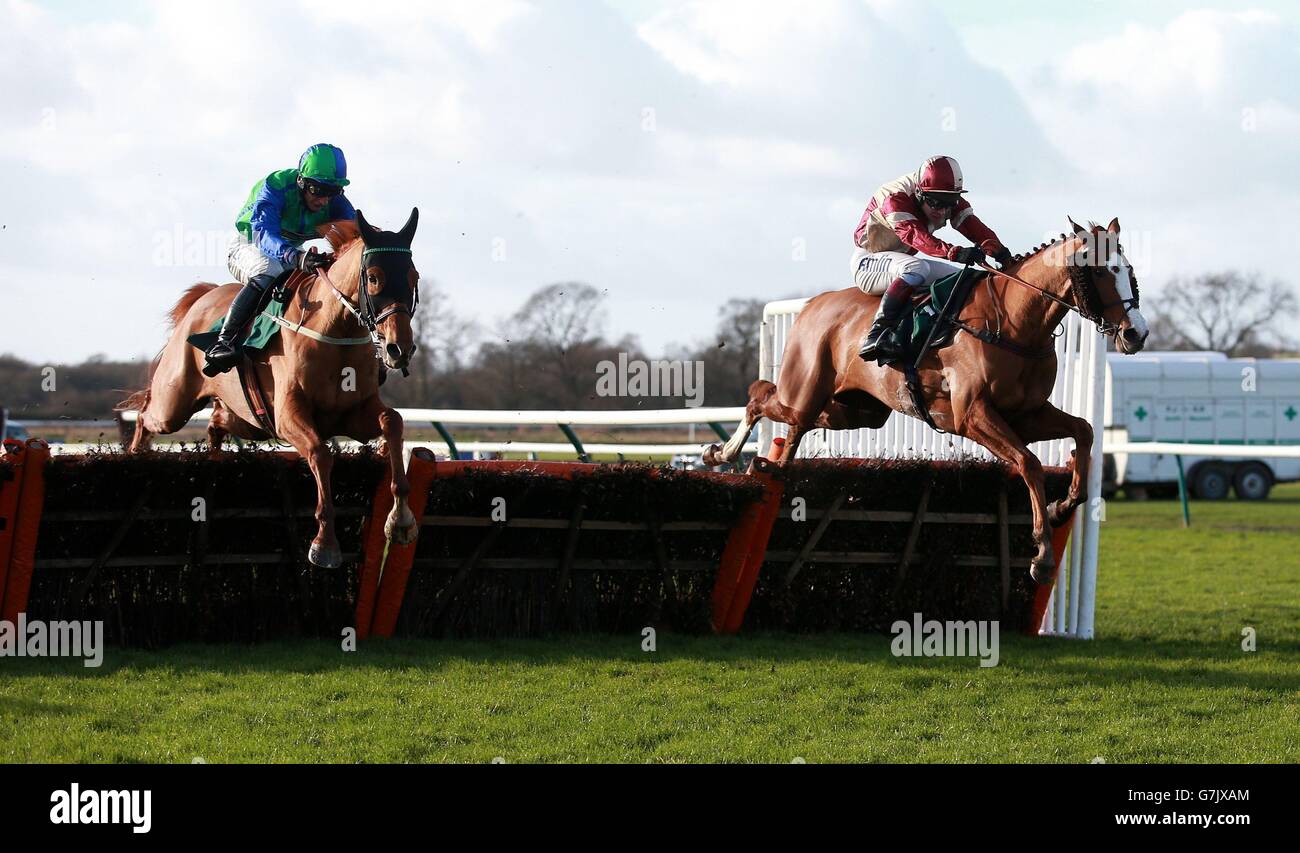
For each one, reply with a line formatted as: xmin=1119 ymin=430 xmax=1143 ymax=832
xmin=961 ymin=396 xmax=1055 ymax=583
xmin=1010 ymin=403 xmax=1094 ymax=527
xmin=342 ymin=397 xmax=417 ymax=546
xmin=278 ymin=395 xmax=340 ymax=569
xmin=378 ymin=407 xmax=417 ymax=545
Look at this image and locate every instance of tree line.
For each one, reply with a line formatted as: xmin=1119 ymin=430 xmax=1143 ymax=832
xmin=0 ymin=282 xmax=763 ymax=419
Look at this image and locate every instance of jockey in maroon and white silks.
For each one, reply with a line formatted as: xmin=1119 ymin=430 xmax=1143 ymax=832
xmin=854 ymin=155 xmax=1015 ymax=362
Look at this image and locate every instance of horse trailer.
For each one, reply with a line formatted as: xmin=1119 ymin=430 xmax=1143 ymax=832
xmin=1103 ymin=352 xmax=1300 ymax=499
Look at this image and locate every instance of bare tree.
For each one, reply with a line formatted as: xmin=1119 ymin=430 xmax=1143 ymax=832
xmin=680 ymin=298 xmax=765 ymax=405
xmin=512 ymin=282 xmax=607 ymax=354
xmin=1146 ymin=272 xmax=1298 ymax=356
xmin=508 ymin=282 xmax=608 ymax=404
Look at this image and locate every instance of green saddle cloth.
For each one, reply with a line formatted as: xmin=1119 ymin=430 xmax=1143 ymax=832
xmin=187 ymin=299 xmax=286 ymax=355
xmin=896 ymin=271 xmax=966 ymax=352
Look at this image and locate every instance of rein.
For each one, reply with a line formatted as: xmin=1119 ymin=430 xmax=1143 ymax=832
xmin=978 ymin=255 xmax=1134 ymax=339
xmin=978 ymin=262 xmax=1075 ymax=312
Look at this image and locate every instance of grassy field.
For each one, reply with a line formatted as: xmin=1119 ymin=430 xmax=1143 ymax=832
xmin=2 ymin=484 xmax=1298 ymax=763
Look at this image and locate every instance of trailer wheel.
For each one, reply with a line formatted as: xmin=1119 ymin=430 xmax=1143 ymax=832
xmin=1233 ymin=462 xmax=1273 ymax=500
xmin=1190 ymin=464 xmax=1231 ymax=500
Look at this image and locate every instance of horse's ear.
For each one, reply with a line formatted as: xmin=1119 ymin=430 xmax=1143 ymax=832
xmin=1068 ymin=217 xmax=1086 ymax=235
xmin=356 ymin=209 xmax=377 ymax=243
xmin=398 ymin=207 xmax=419 ymax=245
xmin=1106 ymin=217 xmax=1120 ymax=234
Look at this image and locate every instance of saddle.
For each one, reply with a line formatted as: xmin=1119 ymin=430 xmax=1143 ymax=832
xmin=187 ymin=269 xmax=302 ymax=357
xmin=887 ymin=267 xmax=980 ymax=433
xmin=185 ymin=269 xmax=307 ymax=440
xmin=877 ymin=270 xmax=970 ymax=366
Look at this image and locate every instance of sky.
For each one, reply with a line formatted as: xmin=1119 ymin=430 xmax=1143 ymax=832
xmin=2 ymin=0 xmax=1299 ymax=363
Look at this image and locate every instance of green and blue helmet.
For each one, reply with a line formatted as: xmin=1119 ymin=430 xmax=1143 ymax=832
xmin=297 ymin=143 xmax=350 ymax=187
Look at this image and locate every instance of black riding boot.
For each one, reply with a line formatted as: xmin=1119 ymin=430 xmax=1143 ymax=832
xmin=204 ymin=274 xmax=274 ymax=376
xmin=858 ymin=281 xmax=910 ymax=364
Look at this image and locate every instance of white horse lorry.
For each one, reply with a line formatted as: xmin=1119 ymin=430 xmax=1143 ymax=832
xmin=1103 ymin=352 xmax=1300 ymax=499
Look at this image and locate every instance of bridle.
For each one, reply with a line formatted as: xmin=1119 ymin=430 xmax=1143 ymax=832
xmin=313 ymin=245 xmax=419 ymax=362
xmin=356 ymin=246 xmax=419 ymax=327
xmin=978 ymin=246 xmax=1140 ymax=337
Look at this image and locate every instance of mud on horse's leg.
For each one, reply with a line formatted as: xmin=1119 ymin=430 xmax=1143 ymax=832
xmin=278 ymin=396 xmax=341 ymax=568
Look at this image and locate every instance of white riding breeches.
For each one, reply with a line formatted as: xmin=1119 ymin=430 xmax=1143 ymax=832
xmin=850 ymin=247 xmax=960 ymax=295
xmin=228 ymin=235 xmax=289 ymax=286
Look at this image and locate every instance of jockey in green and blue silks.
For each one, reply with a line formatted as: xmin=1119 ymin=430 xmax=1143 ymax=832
xmin=205 ymin=143 xmax=357 ymax=374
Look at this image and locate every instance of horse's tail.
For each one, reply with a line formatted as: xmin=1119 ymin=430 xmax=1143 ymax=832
xmin=115 ymin=387 xmax=149 ymax=414
xmin=114 ymin=283 xmax=218 ymax=414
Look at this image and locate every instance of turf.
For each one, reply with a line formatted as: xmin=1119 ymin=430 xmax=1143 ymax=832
xmin=2 ymin=484 xmax=1298 ymax=763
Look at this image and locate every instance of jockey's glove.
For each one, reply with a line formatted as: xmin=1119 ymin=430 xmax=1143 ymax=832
xmin=991 ymin=247 xmax=1014 ymax=267
xmin=950 ymin=245 xmax=985 ymax=266
xmin=295 ymin=248 xmax=332 ymax=272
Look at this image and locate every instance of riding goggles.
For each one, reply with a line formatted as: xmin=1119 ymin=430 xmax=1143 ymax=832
xmin=301 ymin=178 xmax=344 ymax=198
xmin=920 ymin=192 xmax=959 ymax=210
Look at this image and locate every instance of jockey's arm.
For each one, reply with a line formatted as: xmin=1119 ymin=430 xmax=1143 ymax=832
xmin=951 ymin=201 xmax=1007 ymax=256
xmin=248 ymin=180 xmax=299 ymax=266
xmin=882 ymin=192 xmax=982 ymax=262
xmin=892 ymin=214 xmax=960 ymax=260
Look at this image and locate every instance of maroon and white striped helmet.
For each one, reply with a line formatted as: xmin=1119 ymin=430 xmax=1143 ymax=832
xmin=916 ymin=155 xmax=966 ymax=195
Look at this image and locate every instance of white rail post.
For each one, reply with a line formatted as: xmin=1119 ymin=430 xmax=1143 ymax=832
xmin=1076 ymin=325 xmax=1107 ymax=639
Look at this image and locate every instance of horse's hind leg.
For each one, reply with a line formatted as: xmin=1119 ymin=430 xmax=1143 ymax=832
xmin=207 ymin=401 xmax=231 ymax=455
xmin=134 ymin=341 xmax=208 ymax=445
xmin=127 ymin=389 xmax=154 ymax=452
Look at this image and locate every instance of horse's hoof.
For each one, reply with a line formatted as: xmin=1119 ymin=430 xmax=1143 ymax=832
xmin=1030 ymin=558 xmax=1057 ymax=585
xmin=308 ymin=542 xmax=343 ymax=569
xmin=1048 ymin=500 xmax=1072 ymax=527
xmin=386 ymin=522 xmax=419 ymax=546
xmin=702 ymin=444 xmax=722 ymax=467
xmin=385 ymin=514 xmax=419 ymax=546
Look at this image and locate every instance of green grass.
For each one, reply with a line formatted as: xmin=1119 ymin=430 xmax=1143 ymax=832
xmin=3 ymin=485 xmax=1298 ymax=763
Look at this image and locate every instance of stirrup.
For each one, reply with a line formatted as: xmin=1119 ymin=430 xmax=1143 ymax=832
xmin=858 ymin=325 xmax=900 ymax=364
xmin=202 ymin=343 xmax=241 ymax=377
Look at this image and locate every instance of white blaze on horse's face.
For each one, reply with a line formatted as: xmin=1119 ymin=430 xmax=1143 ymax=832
xmin=1109 ymin=252 xmax=1148 ymax=353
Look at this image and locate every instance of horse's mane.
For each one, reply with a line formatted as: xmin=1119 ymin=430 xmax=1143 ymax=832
xmin=318 ymin=219 xmax=360 ymax=253
xmin=1011 ymin=221 xmax=1115 ymax=264
xmin=1011 ymin=230 xmax=1078 ymax=264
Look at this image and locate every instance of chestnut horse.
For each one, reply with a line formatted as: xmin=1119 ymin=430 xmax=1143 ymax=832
xmin=704 ymin=218 xmax=1148 ymax=583
xmin=120 ymin=209 xmax=422 ymax=568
